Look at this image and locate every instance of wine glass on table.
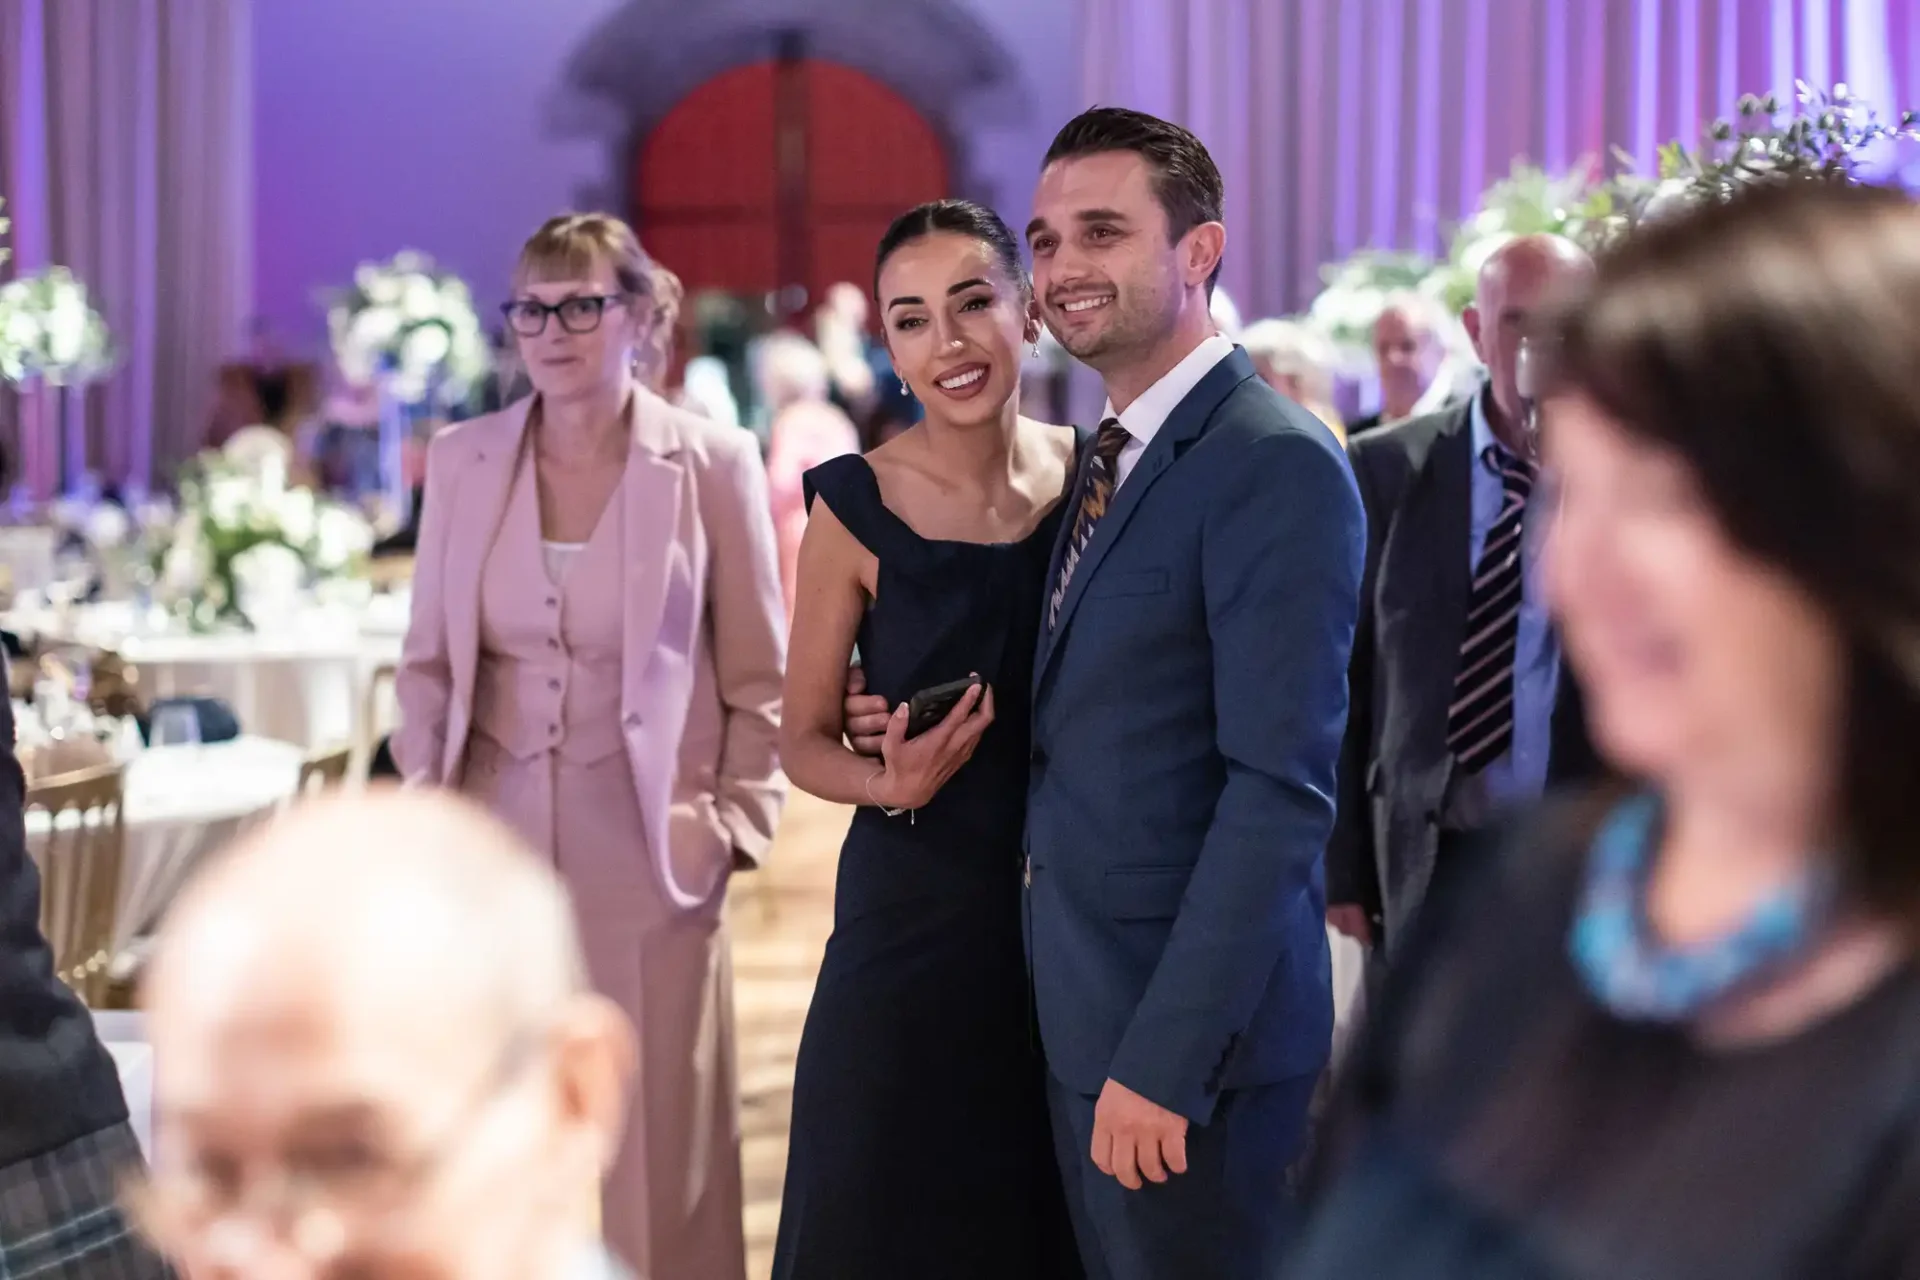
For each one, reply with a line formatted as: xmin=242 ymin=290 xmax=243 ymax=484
xmin=148 ymin=704 xmax=202 ymax=751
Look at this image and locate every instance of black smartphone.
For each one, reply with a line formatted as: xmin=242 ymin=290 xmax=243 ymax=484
xmin=905 ymin=675 xmax=983 ymax=740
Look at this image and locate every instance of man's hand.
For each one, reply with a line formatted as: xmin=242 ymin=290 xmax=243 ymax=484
xmin=1091 ymin=1078 xmax=1189 ymax=1190
xmin=1327 ymin=904 xmax=1374 ymax=947
xmin=844 ymin=664 xmax=891 ymax=757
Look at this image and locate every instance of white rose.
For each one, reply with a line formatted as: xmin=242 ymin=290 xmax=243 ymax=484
xmin=161 ymin=532 xmax=208 ymax=593
xmin=349 ymin=307 xmax=402 ymax=357
xmin=313 ymin=504 xmax=374 ymax=572
xmin=400 ymin=323 xmax=451 ymax=371
xmin=230 ymin=541 xmax=308 ymax=627
xmin=83 ymin=504 xmax=131 ymax=549
xmin=205 ymin=475 xmax=252 ymax=530
xmin=275 ymin=487 xmax=317 ymax=546
xmin=401 ymin=275 xmax=440 ymax=322
xmin=364 ymin=270 xmax=403 ymax=307
xmin=42 ymin=288 xmax=88 ymax=367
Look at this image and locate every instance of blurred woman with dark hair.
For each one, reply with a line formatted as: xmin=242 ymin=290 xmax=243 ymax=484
xmin=1289 ymin=180 xmax=1920 ymax=1278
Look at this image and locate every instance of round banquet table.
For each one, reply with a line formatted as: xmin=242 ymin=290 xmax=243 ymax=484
xmin=9 ymin=595 xmax=408 ymax=751
xmin=26 ymin=737 xmax=307 ymax=952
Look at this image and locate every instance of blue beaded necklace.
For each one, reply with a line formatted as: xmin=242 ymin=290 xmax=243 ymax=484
xmin=1570 ymin=792 xmax=1835 ymax=1022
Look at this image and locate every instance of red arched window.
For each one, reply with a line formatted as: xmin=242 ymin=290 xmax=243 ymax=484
xmin=633 ymin=58 xmax=950 ymax=322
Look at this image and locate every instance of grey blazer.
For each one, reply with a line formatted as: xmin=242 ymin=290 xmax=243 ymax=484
xmin=1327 ymin=401 xmax=1599 ymax=948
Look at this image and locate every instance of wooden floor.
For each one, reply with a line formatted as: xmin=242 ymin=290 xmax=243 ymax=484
xmin=728 ymin=790 xmax=851 ymax=1280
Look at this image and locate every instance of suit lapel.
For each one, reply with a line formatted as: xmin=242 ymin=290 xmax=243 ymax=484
xmin=619 ymin=390 xmax=686 ymax=719
xmin=1375 ymin=404 xmax=1473 ymax=777
xmin=438 ymin=404 xmax=529 ymax=779
xmin=1034 ymin=348 xmax=1256 ymax=692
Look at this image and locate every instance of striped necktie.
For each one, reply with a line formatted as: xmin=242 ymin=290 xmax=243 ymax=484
xmin=1048 ymin=419 xmax=1131 ymax=631
xmin=1447 ymin=445 xmax=1536 ymax=774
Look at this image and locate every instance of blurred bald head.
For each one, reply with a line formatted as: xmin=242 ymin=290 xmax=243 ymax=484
xmin=151 ymin=788 xmax=583 ymax=1048
xmin=1467 ymin=234 xmax=1594 ymax=447
xmin=144 ymin=789 xmax=630 ymax=1280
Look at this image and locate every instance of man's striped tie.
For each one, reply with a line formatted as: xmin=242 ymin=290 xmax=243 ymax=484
xmin=1446 ymin=446 xmax=1536 ymax=774
xmin=1048 ymin=419 xmax=1131 ymax=631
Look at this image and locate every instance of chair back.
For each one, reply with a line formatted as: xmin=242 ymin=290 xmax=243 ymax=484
xmin=361 ymin=661 xmax=399 ymax=778
xmin=297 ymin=744 xmax=353 ymax=794
xmin=25 ymin=763 xmax=126 ymax=1007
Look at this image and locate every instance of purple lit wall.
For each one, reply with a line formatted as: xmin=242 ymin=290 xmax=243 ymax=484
xmin=1077 ymin=0 xmax=1920 ymax=322
xmin=251 ymin=0 xmax=1075 ymax=351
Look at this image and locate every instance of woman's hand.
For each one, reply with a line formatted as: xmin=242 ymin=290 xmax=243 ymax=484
xmin=844 ymin=665 xmax=892 ymax=756
xmin=869 ymin=682 xmax=994 ymax=810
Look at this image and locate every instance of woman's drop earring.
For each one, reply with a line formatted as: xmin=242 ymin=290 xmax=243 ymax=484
xmin=899 ymin=376 xmax=910 ymax=395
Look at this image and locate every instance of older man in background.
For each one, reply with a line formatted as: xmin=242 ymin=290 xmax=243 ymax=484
xmin=137 ymin=789 xmax=637 ymax=1280
xmin=1348 ymin=291 xmax=1461 ymax=436
xmin=1328 ymin=234 xmax=1602 ymax=956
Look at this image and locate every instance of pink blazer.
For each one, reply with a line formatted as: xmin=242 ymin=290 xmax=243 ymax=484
xmin=393 ymin=389 xmax=788 ymax=911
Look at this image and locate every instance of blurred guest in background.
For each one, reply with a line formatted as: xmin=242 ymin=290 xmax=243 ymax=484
xmin=1348 ymin=291 xmax=1452 ymax=436
xmin=395 ymin=211 xmax=786 ymax=1280
xmin=0 ymin=663 xmax=165 ymax=1279
xmin=815 ymin=282 xmax=878 ymax=421
xmin=815 ymin=280 xmax=921 ymax=449
xmin=1241 ymin=318 xmax=1346 ymax=442
xmin=1327 ymin=234 xmax=1600 ymax=954
xmin=759 ymin=330 xmax=862 ymax=621
xmin=1209 ymin=286 xmax=1244 ymax=340
xmin=138 ymin=789 xmax=636 ymax=1280
xmin=678 ymin=354 xmax=742 ymax=427
xmin=1293 ymin=180 xmax=1920 ymax=1279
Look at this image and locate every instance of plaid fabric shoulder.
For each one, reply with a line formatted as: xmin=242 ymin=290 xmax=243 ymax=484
xmin=0 ymin=1122 xmax=170 ymax=1280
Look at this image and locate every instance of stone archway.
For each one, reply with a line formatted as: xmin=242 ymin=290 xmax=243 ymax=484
xmin=549 ymin=0 xmax=1031 ymax=213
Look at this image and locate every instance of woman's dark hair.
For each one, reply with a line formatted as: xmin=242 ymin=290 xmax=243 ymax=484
xmin=872 ymin=199 xmax=1030 ymax=305
xmin=1544 ymin=179 xmax=1920 ymax=928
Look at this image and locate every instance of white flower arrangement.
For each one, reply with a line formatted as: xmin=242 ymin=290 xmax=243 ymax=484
xmin=326 ymin=250 xmax=490 ymax=406
xmin=152 ymin=449 xmax=374 ymax=629
xmin=1305 ymin=83 xmax=1919 ymax=362
xmin=0 ymin=266 xmax=113 ymax=386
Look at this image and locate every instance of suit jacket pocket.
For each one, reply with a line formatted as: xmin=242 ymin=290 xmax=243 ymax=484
xmin=1085 ymin=568 xmax=1170 ymax=599
xmin=1105 ymin=866 xmax=1190 ymax=921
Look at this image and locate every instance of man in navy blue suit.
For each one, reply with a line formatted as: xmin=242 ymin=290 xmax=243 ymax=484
xmin=1011 ymin=108 xmax=1364 ymax=1279
xmin=846 ymin=109 xmax=1362 ymax=1277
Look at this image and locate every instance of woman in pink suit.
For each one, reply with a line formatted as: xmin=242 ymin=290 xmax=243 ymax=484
xmin=394 ymin=212 xmax=786 ymax=1280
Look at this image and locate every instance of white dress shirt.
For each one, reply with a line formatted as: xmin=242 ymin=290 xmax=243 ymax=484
xmin=1103 ymin=334 xmax=1238 ymax=489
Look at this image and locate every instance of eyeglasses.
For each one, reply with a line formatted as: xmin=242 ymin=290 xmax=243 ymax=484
xmin=501 ymin=294 xmax=628 ymax=337
xmin=128 ymin=1026 xmax=545 ymax=1258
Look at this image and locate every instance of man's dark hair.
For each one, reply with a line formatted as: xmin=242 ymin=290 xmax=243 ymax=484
xmin=1043 ymin=107 xmax=1225 ymax=290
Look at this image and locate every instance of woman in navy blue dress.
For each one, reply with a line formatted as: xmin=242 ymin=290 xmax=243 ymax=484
xmin=772 ymin=200 xmax=1084 ymax=1278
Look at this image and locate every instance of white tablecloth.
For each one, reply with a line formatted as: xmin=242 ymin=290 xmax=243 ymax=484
xmin=27 ymin=738 xmax=306 ymax=949
xmin=9 ymin=597 xmax=407 ymax=751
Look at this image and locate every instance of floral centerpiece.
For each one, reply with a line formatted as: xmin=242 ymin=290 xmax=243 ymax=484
xmin=1606 ymin=82 xmax=1920 ymax=232
xmin=1428 ymin=161 xmax=1623 ymax=310
xmin=326 ymin=250 xmax=490 ymax=406
xmin=1305 ymin=82 xmax=1918 ymax=360
xmin=153 ymin=449 xmax=375 ymax=631
xmin=0 ymin=266 xmax=113 ymax=386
